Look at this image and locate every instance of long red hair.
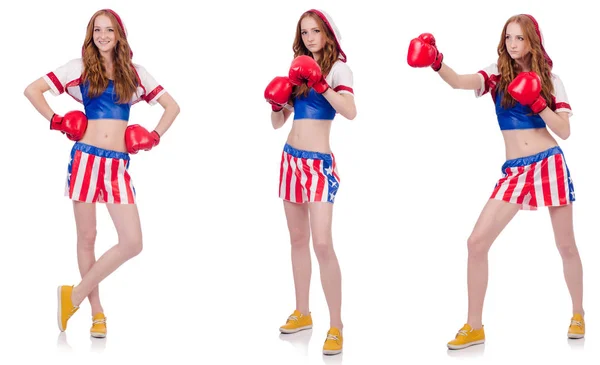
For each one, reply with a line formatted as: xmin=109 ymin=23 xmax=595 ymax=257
xmin=290 ymin=11 xmax=339 ymax=101
xmin=496 ymin=15 xmax=553 ymax=109
xmin=81 ymin=10 xmax=138 ymax=104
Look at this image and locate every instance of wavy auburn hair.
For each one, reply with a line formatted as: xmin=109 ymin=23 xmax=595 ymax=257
xmin=291 ymin=11 xmax=339 ymax=100
xmin=81 ymin=9 xmax=138 ymax=104
xmin=496 ymin=14 xmax=554 ymax=109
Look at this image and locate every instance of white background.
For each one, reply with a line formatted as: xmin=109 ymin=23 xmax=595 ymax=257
xmin=2 ymin=0 xmax=599 ymax=364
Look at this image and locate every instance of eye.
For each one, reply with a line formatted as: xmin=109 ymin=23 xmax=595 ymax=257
xmin=517 ymin=36 xmax=524 ymax=41
xmin=301 ymin=31 xmax=307 ymax=35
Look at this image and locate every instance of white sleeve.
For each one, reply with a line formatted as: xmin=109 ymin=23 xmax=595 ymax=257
xmin=551 ymin=74 xmax=573 ymax=117
xmin=328 ymin=61 xmax=354 ymax=95
xmin=475 ymin=63 xmax=499 ymax=98
xmin=42 ymin=59 xmax=82 ymax=96
xmin=134 ymin=64 xmax=167 ymax=105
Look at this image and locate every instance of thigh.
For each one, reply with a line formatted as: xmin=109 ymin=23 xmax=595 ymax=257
xmin=72 ymin=201 xmax=97 ymax=234
xmin=307 ymin=202 xmax=334 ymax=242
xmin=105 ymin=203 xmax=142 ymax=242
xmin=283 ymin=200 xmax=310 ymax=239
xmin=470 ymin=199 xmax=520 ymax=244
xmin=548 ymin=204 xmax=575 ymax=242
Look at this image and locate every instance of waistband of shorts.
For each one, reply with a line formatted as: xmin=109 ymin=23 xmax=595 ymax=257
xmin=71 ymin=142 xmax=130 ymax=160
xmin=502 ymin=146 xmax=564 ymax=169
xmin=283 ymin=143 xmax=333 ymax=161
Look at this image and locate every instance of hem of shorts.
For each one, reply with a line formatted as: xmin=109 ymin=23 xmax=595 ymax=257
xmin=66 ymin=196 xmax=137 ymax=205
xmin=489 ymin=196 xmax=575 ymax=209
xmin=279 ymin=196 xmax=334 ymax=204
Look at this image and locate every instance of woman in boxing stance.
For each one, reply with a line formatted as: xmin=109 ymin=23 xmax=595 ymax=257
xmin=407 ymin=14 xmax=585 ymax=349
xmin=24 ymin=9 xmax=179 ymax=338
xmin=263 ymin=9 xmax=356 ymax=356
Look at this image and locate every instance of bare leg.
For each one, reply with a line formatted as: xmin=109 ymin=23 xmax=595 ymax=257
xmin=308 ymin=202 xmax=342 ymax=330
xmin=466 ymin=199 xmax=520 ymax=329
xmin=72 ymin=201 xmax=104 ymax=315
xmin=548 ymin=204 xmax=584 ymax=316
xmin=283 ymin=200 xmax=311 ymax=315
xmin=71 ymin=204 xmax=143 ymax=306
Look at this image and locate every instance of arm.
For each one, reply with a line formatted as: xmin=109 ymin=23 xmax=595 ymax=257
xmin=539 ymin=110 xmax=570 ymax=140
xmin=152 ymin=92 xmax=180 ymax=137
xmin=322 ymin=90 xmax=356 ymax=120
xmin=271 ymin=108 xmax=293 ymax=129
xmin=437 ymin=64 xmax=484 ymax=90
xmin=407 ymin=33 xmax=482 ymax=90
xmin=23 ymin=78 xmax=54 ymax=122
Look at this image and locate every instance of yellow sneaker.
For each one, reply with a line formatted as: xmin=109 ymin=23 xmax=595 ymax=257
xmin=568 ymin=313 xmax=585 ymax=339
xmin=57 ymin=285 xmax=79 ymax=332
xmin=279 ymin=310 xmax=313 ymax=334
xmin=90 ymin=313 xmax=107 ymax=338
xmin=323 ymin=327 xmax=343 ymax=355
xmin=447 ymin=324 xmax=485 ymax=350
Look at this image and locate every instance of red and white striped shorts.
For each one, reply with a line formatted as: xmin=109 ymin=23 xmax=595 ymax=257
xmin=279 ymin=144 xmax=340 ymax=204
xmin=65 ymin=142 xmax=136 ymax=204
xmin=490 ymin=146 xmax=575 ymax=210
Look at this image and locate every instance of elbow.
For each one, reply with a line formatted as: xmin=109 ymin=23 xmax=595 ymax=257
xmin=340 ymin=105 xmax=357 ymax=120
xmin=346 ymin=109 xmax=357 ymax=120
xmin=24 ymin=85 xmax=33 ymax=99
xmin=560 ymin=130 xmax=571 ymax=140
xmin=170 ymin=102 xmax=181 ymax=117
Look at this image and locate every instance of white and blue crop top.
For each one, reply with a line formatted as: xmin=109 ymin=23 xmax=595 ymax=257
xmin=43 ymin=58 xmax=166 ymax=121
xmin=285 ymin=60 xmax=354 ymax=121
xmin=474 ymin=63 xmax=572 ymax=130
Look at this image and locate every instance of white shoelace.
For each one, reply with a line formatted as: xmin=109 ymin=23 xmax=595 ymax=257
xmin=287 ymin=315 xmax=298 ymax=323
xmin=326 ymin=334 xmax=339 ymax=341
xmin=93 ymin=318 xmax=107 ymax=325
xmin=571 ymin=320 xmax=582 ymax=328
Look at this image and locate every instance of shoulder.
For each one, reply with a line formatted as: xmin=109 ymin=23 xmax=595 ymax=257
xmin=478 ymin=63 xmax=499 ymax=77
xmin=331 ymin=60 xmax=351 ymax=73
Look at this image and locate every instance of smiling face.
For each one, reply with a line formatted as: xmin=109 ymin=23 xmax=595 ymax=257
xmin=93 ymin=14 xmax=117 ymax=55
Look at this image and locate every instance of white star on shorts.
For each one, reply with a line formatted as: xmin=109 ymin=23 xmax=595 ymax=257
xmin=325 ymin=166 xmax=333 ymax=175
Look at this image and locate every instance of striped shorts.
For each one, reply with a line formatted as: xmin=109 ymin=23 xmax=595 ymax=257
xmin=279 ymin=144 xmax=340 ymax=204
xmin=490 ymin=146 xmax=575 ymax=210
xmin=65 ymin=142 xmax=136 ymax=204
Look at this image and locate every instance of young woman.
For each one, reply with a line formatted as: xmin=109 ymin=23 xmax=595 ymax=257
xmin=407 ymin=14 xmax=585 ymax=349
xmin=263 ymin=9 xmax=356 ymax=356
xmin=24 ymin=9 xmax=180 ymax=338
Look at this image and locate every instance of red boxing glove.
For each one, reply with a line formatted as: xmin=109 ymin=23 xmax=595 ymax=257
xmin=264 ymin=76 xmax=293 ymax=111
xmin=50 ymin=111 xmax=88 ymax=141
xmin=125 ymin=124 xmax=160 ymax=154
xmin=507 ymin=71 xmax=547 ymax=114
xmin=407 ymin=33 xmax=443 ymax=71
xmin=288 ymin=55 xmax=329 ymax=94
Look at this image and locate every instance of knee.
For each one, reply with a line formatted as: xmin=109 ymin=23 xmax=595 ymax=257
xmin=289 ymin=228 xmax=310 ymax=248
xmin=313 ymin=241 xmax=335 ymax=261
xmin=119 ymin=236 xmax=143 ymax=258
xmin=467 ymin=234 xmax=490 ymax=258
xmin=557 ymin=241 xmax=579 ymax=259
xmin=77 ymin=229 xmax=97 ymax=250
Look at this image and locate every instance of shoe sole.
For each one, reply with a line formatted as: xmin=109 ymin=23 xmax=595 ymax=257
xmin=323 ymin=349 xmax=342 ymax=355
xmin=568 ymin=333 xmax=584 ymax=339
xmin=279 ymin=325 xmax=313 ymax=334
xmin=57 ymin=286 xmax=65 ymax=332
xmin=447 ymin=340 xmax=485 ymax=350
xmin=91 ymin=332 xmax=107 ymax=338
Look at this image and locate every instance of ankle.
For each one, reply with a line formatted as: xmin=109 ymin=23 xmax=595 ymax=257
xmin=71 ymin=286 xmax=83 ymax=307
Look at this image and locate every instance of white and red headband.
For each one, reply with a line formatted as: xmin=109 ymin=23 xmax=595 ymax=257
xmin=522 ymin=14 xmax=552 ymax=69
xmin=306 ymin=9 xmax=347 ymax=62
